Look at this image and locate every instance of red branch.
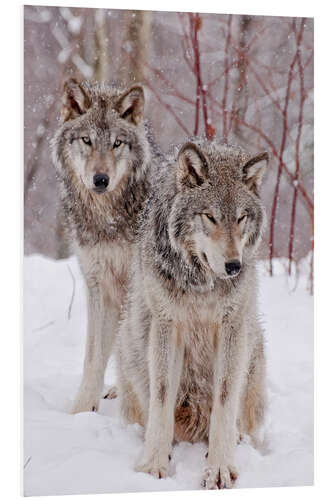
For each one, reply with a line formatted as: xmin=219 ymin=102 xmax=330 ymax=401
xmin=189 ymin=13 xmax=214 ymax=139
xmin=269 ymin=18 xmax=306 ymax=275
xmin=144 ymin=14 xmax=313 ymax=288
xmin=206 ymin=89 xmax=314 ymax=215
xmin=288 ymin=44 xmax=306 ymax=274
xmin=248 ymin=62 xmax=300 ymax=161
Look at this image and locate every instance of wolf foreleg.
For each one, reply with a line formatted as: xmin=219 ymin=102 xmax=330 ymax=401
xmin=136 ymin=319 xmax=184 ymax=478
xmin=71 ymin=285 xmax=117 ymax=413
xmin=202 ymin=323 xmax=247 ymax=489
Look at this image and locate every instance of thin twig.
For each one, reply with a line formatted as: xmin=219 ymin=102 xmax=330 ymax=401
xmin=24 ymin=96 xmax=57 ymax=204
xmin=32 ymin=321 xmax=55 ymax=333
xmin=207 ymin=90 xmax=314 ymax=215
xmin=269 ymin=18 xmax=306 ymax=275
xmin=288 ymin=38 xmax=307 ymax=274
xmin=144 ymin=79 xmax=191 ymax=136
xmin=24 ymin=456 xmax=32 ymax=470
xmin=67 ymin=265 xmax=76 ymax=320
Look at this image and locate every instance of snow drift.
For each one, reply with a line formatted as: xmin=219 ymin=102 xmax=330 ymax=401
xmin=23 ymin=255 xmax=313 ymax=496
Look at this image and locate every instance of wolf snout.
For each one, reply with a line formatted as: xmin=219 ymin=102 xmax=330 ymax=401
xmin=225 ymin=260 xmax=242 ymax=276
xmin=93 ymin=173 xmax=109 ymax=193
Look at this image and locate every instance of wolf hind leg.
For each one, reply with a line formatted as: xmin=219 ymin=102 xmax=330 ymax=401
xmin=116 ymin=318 xmax=148 ymax=427
xmin=118 ymin=376 xmax=145 ymax=426
xmin=239 ymin=340 xmax=267 ymax=449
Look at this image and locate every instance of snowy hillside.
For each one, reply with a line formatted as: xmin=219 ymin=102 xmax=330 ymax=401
xmin=23 ymin=255 xmax=313 ymax=496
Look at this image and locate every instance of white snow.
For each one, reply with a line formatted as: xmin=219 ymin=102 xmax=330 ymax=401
xmin=23 ymin=255 xmax=313 ymax=496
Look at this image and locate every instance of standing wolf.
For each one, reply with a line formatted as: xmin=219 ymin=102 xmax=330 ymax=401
xmin=117 ymin=139 xmax=269 ymax=489
xmin=52 ymin=79 xmax=161 ymax=413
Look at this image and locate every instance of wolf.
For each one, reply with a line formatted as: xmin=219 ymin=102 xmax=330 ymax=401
xmin=51 ymin=78 xmax=162 ymax=414
xmin=116 ymin=138 xmax=269 ymax=489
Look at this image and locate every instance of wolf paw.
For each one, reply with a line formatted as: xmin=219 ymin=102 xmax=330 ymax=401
xmin=201 ymin=464 xmax=238 ymax=489
xmin=103 ymin=385 xmax=117 ymax=400
xmin=135 ymin=453 xmax=170 ymax=479
xmin=71 ymin=391 xmax=100 ymax=414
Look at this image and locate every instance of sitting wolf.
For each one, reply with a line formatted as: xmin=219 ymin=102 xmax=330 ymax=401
xmin=52 ymin=79 xmax=161 ymax=413
xmin=116 ymin=139 xmax=269 ymax=489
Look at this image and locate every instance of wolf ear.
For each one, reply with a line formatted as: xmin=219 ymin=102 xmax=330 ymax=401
xmin=177 ymin=143 xmax=209 ymax=189
xmin=61 ymin=78 xmax=91 ymax=122
xmin=117 ymin=85 xmax=144 ymax=125
xmin=242 ymin=152 xmax=269 ymax=195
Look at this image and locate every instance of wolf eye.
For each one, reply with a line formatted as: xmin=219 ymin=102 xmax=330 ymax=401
xmin=238 ymin=214 xmax=247 ymax=224
xmin=203 ymin=213 xmax=216 ymax=224
xmin=113 ymin=139 xmax=122 ymax=149
xmin=82 ymin=137 xmax=92 ymax=146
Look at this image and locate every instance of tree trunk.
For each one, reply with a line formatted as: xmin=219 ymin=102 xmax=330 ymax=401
xmin=94 ymin=9 xmax=109 ymax=81
xmin=119 ymin=10 xmax=152 ymax=85
xmin=233 ymin=15 xmax=251 ymax=141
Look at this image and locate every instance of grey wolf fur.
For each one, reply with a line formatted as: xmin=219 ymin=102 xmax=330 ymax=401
xmin=51 ymin=79 xmax=162 ymax=413
xmin=116 ymin=139 xmax=269 ymax=489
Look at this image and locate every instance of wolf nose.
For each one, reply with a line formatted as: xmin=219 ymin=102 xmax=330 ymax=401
xmin=93 ymin=173 xmax=109 ymax=191
xmin=225 ymin=260 xmax=242 ymax=276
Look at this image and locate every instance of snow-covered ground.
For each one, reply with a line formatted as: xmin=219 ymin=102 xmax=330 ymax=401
xmin=23 ymin=255 xmax=313 ymax=496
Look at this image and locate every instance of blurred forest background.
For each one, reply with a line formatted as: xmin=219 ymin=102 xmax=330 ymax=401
xmin=24 ymin=6 xmax=314 ymax=291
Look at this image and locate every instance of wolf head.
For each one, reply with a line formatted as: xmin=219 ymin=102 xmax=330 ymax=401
xmin=52 ymin=79 xmax=150 ymax=194
xmin=168 ymin=140 xmax=268 ymax=280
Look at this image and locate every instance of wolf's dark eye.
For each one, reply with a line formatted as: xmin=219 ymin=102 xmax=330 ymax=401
xmin=203 ymin=213 xmax=216 ymax=224
xmin=82 ymin=137 xmax=92 ymax=146
xmin=238 ymin=214 xmax=247 ymax=224
xmin=113 ymin=139 xmax=122 ymax=149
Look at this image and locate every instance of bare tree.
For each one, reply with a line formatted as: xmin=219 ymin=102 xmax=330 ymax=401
xmin=24 ymin=7 xmax=313 ymax=290
xmin=119 ymin=10 xmax=152 ymax=85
